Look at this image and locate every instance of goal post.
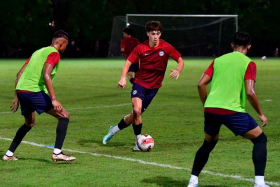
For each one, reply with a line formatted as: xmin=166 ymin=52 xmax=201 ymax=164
xmin=108 ymin=14 xmax=238 ymax=57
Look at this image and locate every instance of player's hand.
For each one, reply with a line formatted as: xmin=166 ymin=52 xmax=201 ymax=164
xmin=117 ymin=78 xmax=126 ymax=89
xmin=10 ymin=96 xmax=19 ymax=113
xmin=259 ymin=114 xmax=268 ymax=127
xmin=170 ymin=69 xmax=180 ymax=80
xmin=52 ymin=99 xmax=63 ymax=112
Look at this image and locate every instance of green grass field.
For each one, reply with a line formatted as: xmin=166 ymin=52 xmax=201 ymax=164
xmin=0 ymin=58 xmax=279 ymax=187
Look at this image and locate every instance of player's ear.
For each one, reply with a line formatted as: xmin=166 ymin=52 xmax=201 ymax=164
xmin=146 ymin=31 xmax=149 ymax=37
xmin=230 ymin=43 xmax=234 ymax=49
xmin=247 ymin=45 xmax=251 ymax=50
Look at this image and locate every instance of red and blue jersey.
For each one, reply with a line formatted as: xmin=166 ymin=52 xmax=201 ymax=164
xmin=121 ymin=37 xmax=140 ymax=59
xmin=128 ymin=39 xmax=181 ymax=89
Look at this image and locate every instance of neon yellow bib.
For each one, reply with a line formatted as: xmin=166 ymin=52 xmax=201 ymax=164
xmin=16 ymin=47 xmax=59 ymax=93
xmin=204 ymin=51 xmax=251 ymax=112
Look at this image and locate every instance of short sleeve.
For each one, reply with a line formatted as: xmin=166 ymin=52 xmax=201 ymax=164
xmin=45 ymin=52 xmax=60 ymax=67
xmin=167 ymin=44 xmax=181 ymax=61
xmin=244 ymin=61 xmax=256 ymax=81
xmin=204 ymin=61 xmax=214 ymax=78
xmin=25 ymin=57 xmax=31 ymax=64
xmin=127 ymin=46 xmax=140 ymax=64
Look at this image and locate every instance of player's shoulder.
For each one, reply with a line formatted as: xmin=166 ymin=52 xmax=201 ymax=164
xmin=159 ymin=39 xmax=173 ymax=48
xmin=138 ymin=41 xmax=149 ymax=48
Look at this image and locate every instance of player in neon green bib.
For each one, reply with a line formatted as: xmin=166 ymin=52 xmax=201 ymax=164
xmin=188 ymin=32 xmax=269 ymax=187
xmin=3 ymin=31 xmax=76 ymax=162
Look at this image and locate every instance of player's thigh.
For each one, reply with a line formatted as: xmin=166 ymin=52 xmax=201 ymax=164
xmin=131 ymin=83 xmax=144 ymax=111
xmin=24 ymin=112 xmax=36 ymax=127
xmin=17 ymin=92 xmax=35 ymax=116
xmin=142 ymin=88 xmax=158 ymax=113
xmin=19 ymin=91 xmax=54 ymax=115
xmin=242 ymin=126 xmax=263 ymax=140
xmin=222 ymin=112 xmax=259 ymax=136
xmin=204 ymin=112 xmax=222 ymax=136
xmin=47 ymin=108 xmax=69 ymax=119
xmin=132 ymin=97 xmax=142 ymax=115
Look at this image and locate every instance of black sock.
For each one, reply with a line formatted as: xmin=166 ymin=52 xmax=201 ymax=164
xmin=251 ymin=132 xmax=267 ymax=176
xmin=9 ymin=124 xmax=32 ymax=153
xmin=118 ymin=118 xmax=130 ymax=130
xmin=129 ymin=78 xmax=135 ymax=84
xmin=132 ymin=123 xmax=142 ymax=136
xmin=54 ymin=118 xmax=69 ymax=150
xmin=191 ymin=140 xmax=218 ymax=176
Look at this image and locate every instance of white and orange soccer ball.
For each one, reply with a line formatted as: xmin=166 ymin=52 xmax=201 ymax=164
xmin=137 ymin=134 xmax=154 ymax=152
xmin=262 ymin=56 xmax=266 ymax=61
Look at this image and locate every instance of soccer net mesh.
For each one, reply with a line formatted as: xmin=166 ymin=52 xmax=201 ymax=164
xmin=108 ymin=14 xmax=238 ymax=58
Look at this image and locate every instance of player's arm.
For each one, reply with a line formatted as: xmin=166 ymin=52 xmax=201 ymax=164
xmin=244 ymin=61 xmax=267 ymax=126
xmin=43 ymin=63 xmax=62 ymax=112
xmin=117 ymin=59 xmax=132 ymax=89
xmin=198 ymin=73 xmax=211 ymax=106
xmin=10 ymin=63 xmax=28 ymax=112
xmin=170 ymin=57 xmax=184 ymax=80
xmin=245 ymin=80 xmax=267 ymax=126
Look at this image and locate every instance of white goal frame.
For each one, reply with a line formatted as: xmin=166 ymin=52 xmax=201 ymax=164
xmin=126 ymin=14 xmax=238 ymax=56
xmin=126 ymin=14 xmax=238 ymax=32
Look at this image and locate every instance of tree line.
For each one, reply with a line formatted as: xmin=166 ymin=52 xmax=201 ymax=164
xmin=0 ymin=0 xmax=278 ymax=58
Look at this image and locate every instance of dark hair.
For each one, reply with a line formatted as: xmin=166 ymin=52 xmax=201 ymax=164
xmin=233 ymin=31 xmax=251 ymax=47
xmin=123 ymin=27 xmax=133 ymax=35
xmin=145 ymin=21 xmax=162 ymax=32
xmin=53 ymin=30 xmax=69 ymax=40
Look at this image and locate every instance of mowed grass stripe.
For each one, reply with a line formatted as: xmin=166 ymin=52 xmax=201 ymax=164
xmin=1 ymin=137 xmax=279 ymax=186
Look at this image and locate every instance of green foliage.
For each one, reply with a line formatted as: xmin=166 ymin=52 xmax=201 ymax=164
xmin=0 ymin=0 xmax=279 ymax=57
xmin=0 ymin=0 xmax=53 ymax=47
xmin=0 ymin=58 xmax=279 ymax=186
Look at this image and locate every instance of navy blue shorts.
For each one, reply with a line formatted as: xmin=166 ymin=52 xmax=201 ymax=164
xmin=131 ymin=83 xmax=158 ymax=113
xmin=128 ymin=63 xmax=139 ymax=73
xmin=17 ymin=91 xmax=53 ymax=116
xmin=204 ymin=112 xmax=259 ymax=136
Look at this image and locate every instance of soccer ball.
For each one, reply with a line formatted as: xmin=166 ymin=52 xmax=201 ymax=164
xmin=262 ymin=56 xmax=266 ymax=61
xmin=137 ymin=134 xmax=154 ymax=152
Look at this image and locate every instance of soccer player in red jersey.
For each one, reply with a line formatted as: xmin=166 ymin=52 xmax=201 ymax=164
xmin=187 ymin=31 xmax=268 ymax=187
xmin=103 ymin=21 xmax=184 ymax=150
xmin=121 ymin=27 xmax=140 ymax=84
xmin=2 ymin=31 xmax=76 ymax=162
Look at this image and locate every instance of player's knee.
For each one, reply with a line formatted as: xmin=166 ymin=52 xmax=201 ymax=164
xmin=133 ymin=107 xmax=142 ymax=116
xmin=202 ymin=139 xmax=218 ymax=152
xmin=251 ymin=132 xmax=267 ymax=144
xmin=25 ymin=122 xmax=35 ymax=128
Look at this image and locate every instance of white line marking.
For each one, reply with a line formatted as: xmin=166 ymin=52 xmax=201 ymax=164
xmin=67 ymin=103 xmax=131 ymax=110
xmin=0 ymin=137 xmax=279 ymax=186
xmin=263 ymin=99 xmax=272 ymax=102
xmin=0 ymin=103 xmax=131 ymax=114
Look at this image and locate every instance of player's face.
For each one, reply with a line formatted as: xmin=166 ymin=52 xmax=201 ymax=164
xmin=147 ymin=30 xmax=161 ymax=47
xmin=57 ymin=38 xmax=69 ymax=53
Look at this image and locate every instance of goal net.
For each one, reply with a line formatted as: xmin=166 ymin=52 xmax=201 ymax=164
xmin=108 ymin=14 xmax=238 ymax=57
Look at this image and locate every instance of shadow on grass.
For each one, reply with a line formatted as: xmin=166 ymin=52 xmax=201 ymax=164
xmin=142 ymin=176 xmax=188 ymax=187
xmin=142 ymin=176 xmax=221 ymax=187
xmin=77 ymin=139 xmax=126 ymax=147
xmin=20 ymin=158 xmax=53 ymax=163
